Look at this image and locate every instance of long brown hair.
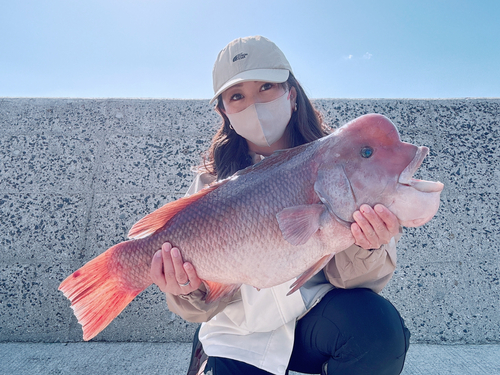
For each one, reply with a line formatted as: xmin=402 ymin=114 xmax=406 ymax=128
xmin=201 ymin=73 xmax=329 ymax=180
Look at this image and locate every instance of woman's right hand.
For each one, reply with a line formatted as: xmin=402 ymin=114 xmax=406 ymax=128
xmin=150 ymin=242 xmax=202 ymax=296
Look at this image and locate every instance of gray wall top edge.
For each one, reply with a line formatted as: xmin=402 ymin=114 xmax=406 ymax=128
xmin=313 ymin=97 xmax=500 ymax=101
xmin=1 ymin=97 xmax=499 ymax=101
xmin=0 ymin=97 xmax=211 ymax=102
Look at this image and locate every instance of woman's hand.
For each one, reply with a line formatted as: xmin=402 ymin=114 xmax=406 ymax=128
xmin=150 ymin=242 xmax=202 ymax=296
xmin=351 ymin=204 xmax=400 ymax=250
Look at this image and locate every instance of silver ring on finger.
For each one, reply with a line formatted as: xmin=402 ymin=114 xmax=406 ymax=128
xmin=179 ymin=280 xmax=190 ymax=287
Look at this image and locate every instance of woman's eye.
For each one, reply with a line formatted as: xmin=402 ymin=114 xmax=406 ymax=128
xmin=260 ymin=83 xmax=273 ymax=91
xmin=360 ymin=146 xmax=373 ymax=158
xmin=230 ymin=93 xmax=243 ymax=101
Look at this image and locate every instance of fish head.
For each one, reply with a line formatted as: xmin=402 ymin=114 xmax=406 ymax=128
xmin=321 ymin=113 xmax=444 ymax=227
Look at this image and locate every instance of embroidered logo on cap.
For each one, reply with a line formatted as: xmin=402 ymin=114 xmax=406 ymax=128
xmin=232 ymin=53 xmax=248 ymax=62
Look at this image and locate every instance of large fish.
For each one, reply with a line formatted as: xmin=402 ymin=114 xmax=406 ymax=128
xmin=59 ymin=113 xmax=444 ymax=341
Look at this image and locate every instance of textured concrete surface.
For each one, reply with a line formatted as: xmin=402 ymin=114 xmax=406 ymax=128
xmin=0 ymin=342 xmax=499 ymax=375
xmin=0 ymin=98 xmax=499 ymax=345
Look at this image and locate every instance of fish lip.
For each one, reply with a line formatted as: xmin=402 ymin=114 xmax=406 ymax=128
xmin=399 ymin=146 xmax=444 ymax=193
xmin=399 ymin=146 xmax=428 ymax=184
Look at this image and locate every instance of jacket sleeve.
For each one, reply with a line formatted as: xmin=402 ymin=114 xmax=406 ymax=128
xmin=324 ymin=233 xmax=401 ymax=293
xmin=163 ymin=172 xmax=229 ymax=322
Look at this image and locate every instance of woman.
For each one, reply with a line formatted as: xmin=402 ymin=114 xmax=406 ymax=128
xmin=151 ymin=36 xmax=410 ymax=375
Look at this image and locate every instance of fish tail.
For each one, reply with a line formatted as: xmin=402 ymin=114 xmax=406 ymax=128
xmin=58 ymin=242 xmax=148 ymax=341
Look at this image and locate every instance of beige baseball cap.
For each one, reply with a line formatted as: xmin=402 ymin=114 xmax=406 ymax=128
xmin=210 ymin=36 xmax=293 ymax=104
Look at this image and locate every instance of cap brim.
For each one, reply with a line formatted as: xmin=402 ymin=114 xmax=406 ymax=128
xmin=209 ymin=69 xmax=290 ymax=104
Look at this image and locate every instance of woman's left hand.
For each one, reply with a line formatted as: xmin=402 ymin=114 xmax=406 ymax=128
xmin=351 ymin=204 xmax=400 ymax=250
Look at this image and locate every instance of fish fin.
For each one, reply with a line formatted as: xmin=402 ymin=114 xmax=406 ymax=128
xmin=58 ymin=242 xmax=149 ymax=341
xmin=276 ymin=204 xmax=326 ymax=246
xmin=235 ymin=142 xmax=312 ymax=177
xmin=128 ymin=183 xmax=221 ymax=239
xmin=203 ymin=280 xmax=241 ymax=304
xmin=287 ymin=254 xmax=335 ymax=295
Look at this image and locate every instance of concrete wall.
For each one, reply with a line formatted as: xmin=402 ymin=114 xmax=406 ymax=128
xmin=1 ymin=98 xmax=499 ymax=344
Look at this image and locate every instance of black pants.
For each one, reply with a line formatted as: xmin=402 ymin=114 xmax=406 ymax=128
xmin=202 ymin=288 xmax=410 ymax=375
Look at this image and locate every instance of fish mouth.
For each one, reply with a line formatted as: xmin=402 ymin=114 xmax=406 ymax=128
xmin=399 ymin=146 xmax=444 ymax=193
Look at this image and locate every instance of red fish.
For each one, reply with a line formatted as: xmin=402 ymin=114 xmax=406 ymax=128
xmin=59 ymin=113 xmax=444 ymax=341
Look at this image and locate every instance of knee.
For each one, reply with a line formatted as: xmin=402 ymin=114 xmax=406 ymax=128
xmin=322 ymin=289 xmax=410 ymax=374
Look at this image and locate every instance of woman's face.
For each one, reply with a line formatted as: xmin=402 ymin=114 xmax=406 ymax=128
xmin=221 ymin=81 xmax=291 ymax=114
xmin=220 ymin=80 xmax=297 ymax=155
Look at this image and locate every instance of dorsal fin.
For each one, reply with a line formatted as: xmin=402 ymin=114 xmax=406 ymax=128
xmin=235 ymin=141 xmax=314 ymax=177
xmin=128 ymin=183 xmax=221 ymax=239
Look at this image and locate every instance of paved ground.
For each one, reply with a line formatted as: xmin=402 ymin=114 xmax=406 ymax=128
xmin=0 ymin=342 xmax=499 ymax=374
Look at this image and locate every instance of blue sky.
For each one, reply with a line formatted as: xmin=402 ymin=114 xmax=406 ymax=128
xmin=1 ymin=0 xmax=499 ymax=99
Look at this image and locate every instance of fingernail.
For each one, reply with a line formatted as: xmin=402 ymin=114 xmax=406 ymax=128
xmin=155 ymin=250 xmax=162 ymax=258
xmin=184 ymin=263 xmax=191 ymax=271
xmin=360 ymin=205 xmax=370 ymax=214
xmin=171 ymin=248 xmax=180 ymax=258
xmin=375 ymin=205 xmax=384 ymax=213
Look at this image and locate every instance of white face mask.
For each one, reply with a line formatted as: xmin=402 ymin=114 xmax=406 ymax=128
xmin=226 ymin=91 xmax=292 ymax=147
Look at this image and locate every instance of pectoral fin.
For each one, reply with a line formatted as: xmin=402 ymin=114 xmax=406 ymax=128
xmin=276 ymin=204 xmax=326 ymax=246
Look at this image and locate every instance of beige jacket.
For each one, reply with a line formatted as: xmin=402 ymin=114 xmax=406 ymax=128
xmin=165 ymin=172 xmax=398 ymax=375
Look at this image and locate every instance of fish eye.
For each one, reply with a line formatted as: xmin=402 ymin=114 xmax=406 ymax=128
xmin=360 ymin=146 xmax=373 ymax=158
